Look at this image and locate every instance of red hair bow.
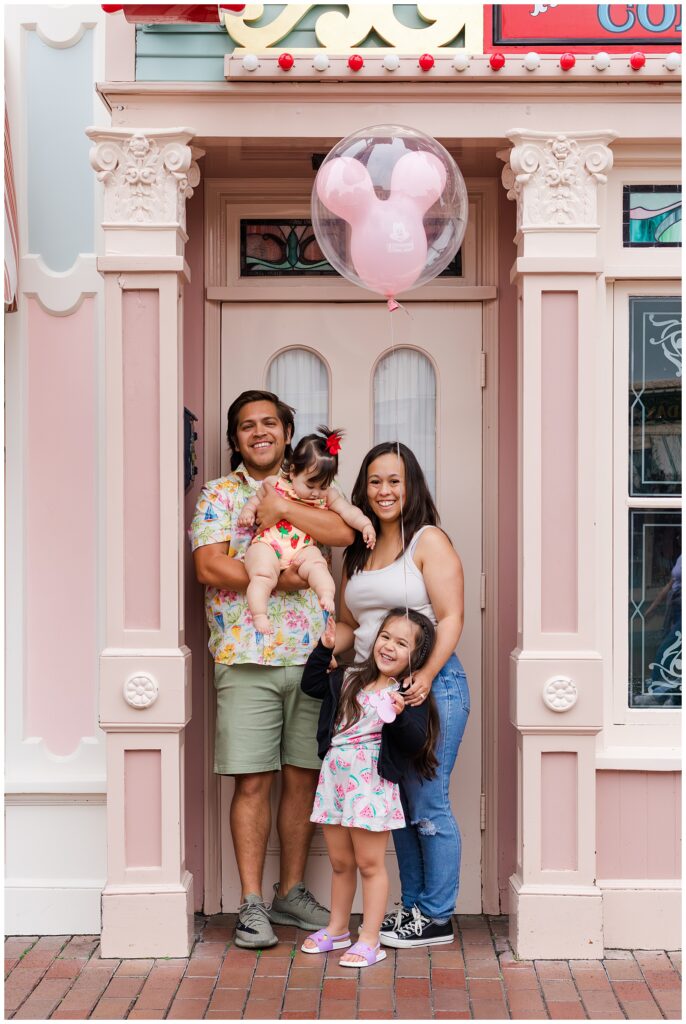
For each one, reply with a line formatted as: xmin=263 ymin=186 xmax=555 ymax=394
xmin=325 ymin=433 xmax=342 ymax=456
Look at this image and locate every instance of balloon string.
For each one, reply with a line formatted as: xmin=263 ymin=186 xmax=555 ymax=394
xmin=389 ymin=301 xmax=413 ymax=690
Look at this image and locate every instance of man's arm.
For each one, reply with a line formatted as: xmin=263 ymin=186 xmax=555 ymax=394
xmin=193 ymin=542 xmax=307 ymax=593
xmin=255 ymin=482 xmax=354 ymax=547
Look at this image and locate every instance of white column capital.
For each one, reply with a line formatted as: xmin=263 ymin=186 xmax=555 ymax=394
xmin=86 ymin=127 xmax=204 ymax=261
xmin=499 ymin=129 xmax=616 ymax=259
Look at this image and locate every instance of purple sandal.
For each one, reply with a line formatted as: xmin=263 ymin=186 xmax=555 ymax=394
xmin=300 ymin=928 xmax=351 ymax=954
xmin=340 ymin=941 xmax=387 ymax=968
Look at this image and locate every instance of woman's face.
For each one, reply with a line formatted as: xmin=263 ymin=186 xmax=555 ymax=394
xmin=373 ymin=616 xmax=417 ymax=679
xmin=366 ymin=453 xmax=405 ymax=526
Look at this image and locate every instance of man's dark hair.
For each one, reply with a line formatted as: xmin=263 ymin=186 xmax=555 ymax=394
xmin=226 ymin=390 xmax=295 ymax=472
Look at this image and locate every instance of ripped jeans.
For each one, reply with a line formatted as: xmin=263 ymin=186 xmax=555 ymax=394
xmin=392 ymin=655 xmax=470 ymax=920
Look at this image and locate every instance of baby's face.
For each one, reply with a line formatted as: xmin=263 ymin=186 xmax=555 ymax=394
xmin=291 ymin=464 xmax=327 ymax=501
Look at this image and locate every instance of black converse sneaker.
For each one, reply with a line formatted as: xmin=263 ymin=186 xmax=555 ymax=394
xmin=379 ymin=905 xmax=455 ymax=948
xmin=380 ymin=905 xmax=413 ymax=937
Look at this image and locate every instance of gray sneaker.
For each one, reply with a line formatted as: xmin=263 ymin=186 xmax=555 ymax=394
xmin=267 ymin=882 xmax=329 ymax=931
xmin=234 ymin=893 xmax=278 ymax=949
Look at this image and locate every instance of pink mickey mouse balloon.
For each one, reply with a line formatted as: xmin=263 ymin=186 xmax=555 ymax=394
xmin=312 ymin=124 xmax=468 ymax=301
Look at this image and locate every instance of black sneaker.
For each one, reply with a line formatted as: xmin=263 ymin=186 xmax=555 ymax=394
xmin=380 ymin=905 xmax=413 ymax=936
xmin=379 ymin=905 xmax=455 ymax=948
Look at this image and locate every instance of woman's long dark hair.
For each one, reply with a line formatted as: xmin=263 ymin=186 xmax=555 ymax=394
xmin=334 ymin=608 xmax=440 ymax=780
xmin=343 ymin=442 xmax=440 ymax=578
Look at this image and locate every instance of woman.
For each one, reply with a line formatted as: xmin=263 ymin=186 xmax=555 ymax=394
xmin=334 ymin=441 xmax=470 ymax=948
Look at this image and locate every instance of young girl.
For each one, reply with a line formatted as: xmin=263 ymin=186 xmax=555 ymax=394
xmin=299 ymin=608 xmax=438 ymax=968
xmin=238 ymin=427 xmax=375 ymax=635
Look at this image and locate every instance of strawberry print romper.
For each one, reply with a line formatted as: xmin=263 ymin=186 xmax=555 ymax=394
xmin=310 ymin=677 xmax=406 ymax=832
xmin=250 ymin=477 xmax=326 ymax=567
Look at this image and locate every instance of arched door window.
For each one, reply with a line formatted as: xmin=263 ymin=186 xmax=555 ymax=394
xmin=266 ymin=348 xmax=329 ymax=445
xmin=374 ymin=349 xmax=437 ymax=495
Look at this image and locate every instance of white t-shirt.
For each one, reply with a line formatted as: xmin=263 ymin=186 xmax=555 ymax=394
xmin=344 ymin=525 xmax=438 ymax=663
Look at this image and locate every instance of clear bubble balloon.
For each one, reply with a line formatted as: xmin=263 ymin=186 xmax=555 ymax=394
xmin=312 ymin=124 xmax=468 ymax=301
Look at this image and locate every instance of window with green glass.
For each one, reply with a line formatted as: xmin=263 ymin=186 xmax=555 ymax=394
xmin=627 ymin=295 xmax=682 ymax=709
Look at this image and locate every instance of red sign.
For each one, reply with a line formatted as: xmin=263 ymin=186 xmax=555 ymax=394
xmin=485 ymin=4 xmax=682 ymax=52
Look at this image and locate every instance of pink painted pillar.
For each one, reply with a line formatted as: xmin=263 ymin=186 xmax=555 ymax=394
xmin=87 ymin=127 xmax=203 ymax=958
xmin=499 ymin=130 xmax=615 ymax=959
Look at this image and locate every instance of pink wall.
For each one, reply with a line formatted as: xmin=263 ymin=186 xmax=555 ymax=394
xmin=596 ymin=770 xmax=681 ymax=879
xmin=497 ymin=189 xmax=518 ymax=910
xmin=541 ymin=752 xmax=578 ymax=870
xmin=540 ymin=292 xmax=578 ymax=633
xmin=123 ymin=290 xmax=161 ymax=630
xmin=124 ymin=749 xmax=162 ymax=868
xmin=183 ymin=186 xmax=207 ymax=911
xmin=26 ymin=298 xmax=97 ymax=755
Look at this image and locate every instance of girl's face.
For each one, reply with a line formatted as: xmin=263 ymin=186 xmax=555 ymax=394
xmin=366 ymin=453 xmax=405 ymax=525
xmin=373 ymin=616 xmax=418 ymax=679
xmin=290 ymin=463 xmax=327 ymax=501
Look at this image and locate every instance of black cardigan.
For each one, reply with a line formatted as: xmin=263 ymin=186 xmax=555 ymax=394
xmin=301 ymin=640 xmax=429 ymax=784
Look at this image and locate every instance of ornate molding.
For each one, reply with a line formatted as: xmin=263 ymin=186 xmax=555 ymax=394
xmin=224 ymin=3 xmax=483 ymax=53
xmin=123 ymin=674 xmax=159 ymax=710
xmin=542 ymin=676 xmax=578 ymax=713
xmin=499 ymin=130 xmax=615 ymax=230
xmin=86 ymin=128 xmax=203 ymax=232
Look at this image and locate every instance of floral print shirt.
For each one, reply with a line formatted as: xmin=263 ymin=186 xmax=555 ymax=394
xmin=190 ymin=465 xmax=326 ymax=666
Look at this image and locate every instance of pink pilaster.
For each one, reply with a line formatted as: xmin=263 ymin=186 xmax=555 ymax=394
xmin=500 ymin=130 xmax=615 ymax=959
xmin=87 ymin=126 xmax=203 ymax=958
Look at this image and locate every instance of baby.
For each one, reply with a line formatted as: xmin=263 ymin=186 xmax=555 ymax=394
xmin=238 ymin=427 xmax=376 ymax=635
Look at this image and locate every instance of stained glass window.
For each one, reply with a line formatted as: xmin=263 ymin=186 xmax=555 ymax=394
xmin=627 ymin=295 xmax=682 ymax=710
xmin=240 ymin=219 xmax=462 ymax=278
xmin=629 ymin=296 xmax=682 ymax=496
xmin=623 ymin=185 xmax=682 ymax=247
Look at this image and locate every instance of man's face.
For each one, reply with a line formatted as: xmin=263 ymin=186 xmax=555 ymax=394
xmin=234 ymin=400 xmax=290 ymax=479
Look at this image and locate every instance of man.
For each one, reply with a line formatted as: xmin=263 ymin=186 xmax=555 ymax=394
xmin=191 ymin=389 xmax=354 ymax=948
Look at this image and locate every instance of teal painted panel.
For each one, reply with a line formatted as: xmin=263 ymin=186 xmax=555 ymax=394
xmin=135 ymin=5 xmax=462 ymax=81
xmin=26 ymin=29 xmax=94 ymax=269
xmin=25 ymin=30 xmax=94 ymax=272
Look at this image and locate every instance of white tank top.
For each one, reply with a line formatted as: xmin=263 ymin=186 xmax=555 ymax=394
xmin=345 ymin=525 xmax=438 ymax=663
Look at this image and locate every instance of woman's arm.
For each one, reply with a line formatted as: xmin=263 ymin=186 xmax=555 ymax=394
xmin=409 ymin=529 xmax=464 ymax=691
xmin=255 ymin=482 xmax=354 ymax=547
xmin=334 ymin=573 xmax=358 ymax=656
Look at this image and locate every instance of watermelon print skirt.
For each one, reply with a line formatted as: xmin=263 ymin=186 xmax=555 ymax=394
xmin=311 ymin=739 xmax=406 ymax=832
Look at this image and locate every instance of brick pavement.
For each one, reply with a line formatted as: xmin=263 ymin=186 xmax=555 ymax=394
xmin=4 ymin=916 xmax=682 ymax=1019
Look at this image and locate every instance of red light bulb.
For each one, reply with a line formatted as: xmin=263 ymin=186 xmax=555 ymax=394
xmin=560 ymin=52 xmax=576 ymax=70
xmin=630 ymin=51 xmax=646 ymax=70
xmin=489 ymin=52 xmax=505 ymax=71
xmin=348 ymin=54 xmax=364 ymax=71
xmin=278 ymin=52 xmax=294 ymax=71
xmin=419 ymin=53 xmax=435 ymax=71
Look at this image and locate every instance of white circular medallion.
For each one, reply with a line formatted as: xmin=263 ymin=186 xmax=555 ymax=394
xmin=124 ymin=674 xmax=159 ymax=709
xmin=542 ymin=675 xmax=577 ymax=712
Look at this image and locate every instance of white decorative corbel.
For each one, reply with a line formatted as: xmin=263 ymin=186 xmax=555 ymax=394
xmin=499 ymin=130 xmax=616 ymax=232
xmin=86 ymin=128 xmax=204 ymax=234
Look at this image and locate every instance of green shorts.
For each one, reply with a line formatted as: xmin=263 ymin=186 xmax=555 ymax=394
xmin=213 ymin=662 xmax=322 ymax=775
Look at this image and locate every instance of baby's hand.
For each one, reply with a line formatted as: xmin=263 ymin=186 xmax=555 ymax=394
xmin=389 ymin=691 xmax=406 ymax=715
xmin=238 ymin=506 xmax=256 ymax=528
xmin=362 ymin=523 xmax=376 ymax=549
xmin=321 ymin=614 xmax=336 ymax=649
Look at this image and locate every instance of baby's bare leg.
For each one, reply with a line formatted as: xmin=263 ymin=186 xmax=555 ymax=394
xmin=244 ymin=544 xmax=280 ymax=634
xmin=295 ymin=547 xmax=336 ymax=613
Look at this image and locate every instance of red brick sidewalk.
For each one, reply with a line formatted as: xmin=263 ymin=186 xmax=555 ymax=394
xmin=5 ymin=915 xmax=681 ymax=1020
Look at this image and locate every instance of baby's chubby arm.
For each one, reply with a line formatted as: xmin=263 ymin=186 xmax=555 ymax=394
xmin=325 ymin=487 xmax=376 ymax=549
xmin=237 ymin=475 xmax=280 ymax=527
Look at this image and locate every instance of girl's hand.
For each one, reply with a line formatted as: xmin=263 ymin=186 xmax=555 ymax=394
xmin=362 ymin=523 xmax=376 ymax=549
xmin=389 ymin=690 xmax=405 ymax=715
xmin=321 ymin=614 xmax=336 ymax=649
xmin=402 ymin=670 xmax=433 ymax=707
xmin=254 ymin=482 xmax=288 ymax=532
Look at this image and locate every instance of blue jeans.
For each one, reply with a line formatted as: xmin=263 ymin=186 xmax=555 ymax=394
xmin=392 ymin=654 xmax=470 ymax=920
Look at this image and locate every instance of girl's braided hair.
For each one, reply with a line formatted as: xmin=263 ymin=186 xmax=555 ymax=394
xmin=335 ymin=607 xmax=440 ymax=780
